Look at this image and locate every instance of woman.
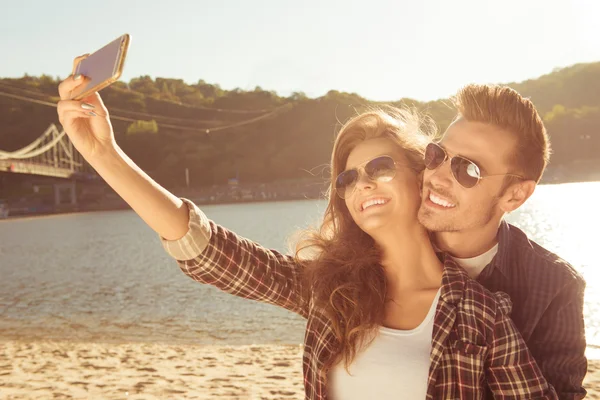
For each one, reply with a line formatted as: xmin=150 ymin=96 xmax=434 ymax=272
xmin=57 ymin=67 xmax=557 ymax=399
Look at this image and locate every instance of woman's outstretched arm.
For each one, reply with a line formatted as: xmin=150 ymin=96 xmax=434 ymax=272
xmin=57 ymin=70 xmax=189 ymax=241
xmin=57 ymin=68 xmax=308 ymax=317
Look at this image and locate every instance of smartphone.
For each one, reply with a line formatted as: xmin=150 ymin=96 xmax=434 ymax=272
xmin=70 ymin=34 xmax=130 ymax=100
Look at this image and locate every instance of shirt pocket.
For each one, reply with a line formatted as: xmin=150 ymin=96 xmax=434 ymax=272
xmin=449 ymin=329 xmax=488 ymax=355
xmin=452 ymin=339 xmax=487 ymax=357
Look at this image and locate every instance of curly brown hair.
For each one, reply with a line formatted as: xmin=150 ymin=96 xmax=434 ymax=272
xmin=295 ymin=106 xmax=436 ymax=375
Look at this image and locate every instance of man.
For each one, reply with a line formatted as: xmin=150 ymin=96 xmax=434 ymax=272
xmin=418 ymin=84 xmax=587 ymax=399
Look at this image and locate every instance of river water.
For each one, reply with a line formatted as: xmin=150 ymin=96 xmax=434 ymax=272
xmin=0 ymin=181 xmax=598 ymax=358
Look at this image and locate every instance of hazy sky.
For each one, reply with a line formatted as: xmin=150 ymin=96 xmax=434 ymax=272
xmin=2 ymin=0 xmax=599 ymax=101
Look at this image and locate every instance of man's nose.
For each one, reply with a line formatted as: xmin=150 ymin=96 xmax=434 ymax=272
xmin=427 ymin=160 xmax=454 ymax=188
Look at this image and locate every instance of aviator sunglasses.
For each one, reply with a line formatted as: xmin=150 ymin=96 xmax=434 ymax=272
xmin=335 ymin=155 xmax=401 ymax=199
xmin=424 ymin=142 xmax=524 ymax=188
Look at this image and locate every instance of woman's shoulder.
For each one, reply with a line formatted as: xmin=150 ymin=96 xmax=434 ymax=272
xmin=441 ymin=256 xmax=512 ymax=320
xmin=461 ymin=277 xmax=512 ymax=318
xmin=438 ymin=257 xmax=513 ymax=346
xmin=444 ymin=260 xmax=513 ymax=344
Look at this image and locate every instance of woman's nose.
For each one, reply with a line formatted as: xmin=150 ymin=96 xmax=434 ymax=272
xmin=355 ymin=171 xmax=376 ymax=191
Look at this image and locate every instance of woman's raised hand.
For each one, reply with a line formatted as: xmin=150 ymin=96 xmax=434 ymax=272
xmin=56 ymin=54 xmax=117 ymax=161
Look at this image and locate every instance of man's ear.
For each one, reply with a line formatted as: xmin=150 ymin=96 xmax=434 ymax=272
xmin=500 ymin=180 xmax=536 ymax=212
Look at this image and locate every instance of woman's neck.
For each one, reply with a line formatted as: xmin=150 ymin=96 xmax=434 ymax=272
xmin=375 ymin=223 xmax=443 ymax=293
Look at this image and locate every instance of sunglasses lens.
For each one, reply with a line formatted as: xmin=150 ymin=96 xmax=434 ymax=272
xmin=335 ymin=169 xmax=358 ymax=198
xmin=425 ymin=143 xmax=445 ymax=169
xmin=365 ymin=156 xmax=396 ymax=182
xmin=451 ymin=157 xmax=481 ymax=188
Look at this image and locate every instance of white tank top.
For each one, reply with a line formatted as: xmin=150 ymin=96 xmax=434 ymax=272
xmin=328 ymin=288 xmax=441 ymax=400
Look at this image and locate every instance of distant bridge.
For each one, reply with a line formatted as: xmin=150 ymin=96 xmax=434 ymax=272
xmin=0 ymin=124 xmax=94 ymax=179
xmin=0 ymin=124 xmax=97 ymax=207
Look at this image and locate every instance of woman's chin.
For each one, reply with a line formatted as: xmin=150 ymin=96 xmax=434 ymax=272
xmin=357 ymin=217 xmax=389 ymax=235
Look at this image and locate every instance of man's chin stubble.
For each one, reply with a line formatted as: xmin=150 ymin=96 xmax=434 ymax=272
xmin=418 ymin=208 xmax=456 ymax=233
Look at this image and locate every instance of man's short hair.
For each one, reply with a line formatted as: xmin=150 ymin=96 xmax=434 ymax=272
xmin=452 ymin=84 xmax=550 ymax=182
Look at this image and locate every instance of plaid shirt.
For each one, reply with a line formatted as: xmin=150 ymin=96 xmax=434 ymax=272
xmin=475 ymin=222 xmax=587 ymax=400
xmin=161 ymin=199 xmax=558 ymax=399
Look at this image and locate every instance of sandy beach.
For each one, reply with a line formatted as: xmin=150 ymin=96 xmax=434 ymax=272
xmin=0 ymin=340 xmax=597 ymax=399
xmin=586 ymin=361 xmax=600 ymax=399
xmin=0 ymin=340 xmax=304 ymax=399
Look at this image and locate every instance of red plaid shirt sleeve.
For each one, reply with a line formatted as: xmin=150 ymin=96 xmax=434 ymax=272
xmin=485 ymin=293 xmax=558 ymax=399
xmin=161 ymin=198 xmax=309 ymax=318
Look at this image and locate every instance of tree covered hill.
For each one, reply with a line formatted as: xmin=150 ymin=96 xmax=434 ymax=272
xmin=1 ymin=62 xmax=599 ymax=188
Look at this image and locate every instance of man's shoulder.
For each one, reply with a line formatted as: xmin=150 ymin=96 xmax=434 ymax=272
xmin=503 ymin=222 xmax=585 ymax=288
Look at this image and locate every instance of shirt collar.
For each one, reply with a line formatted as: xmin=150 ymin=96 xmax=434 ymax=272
xmin=490 ymin=220 xmax=513 ymax=277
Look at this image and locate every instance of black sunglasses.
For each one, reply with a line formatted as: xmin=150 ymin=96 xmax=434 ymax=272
xmin=335 ymin=155 xmax=400 ymax=199
xmin=424 ymin=143 xmax=524 ymax=188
